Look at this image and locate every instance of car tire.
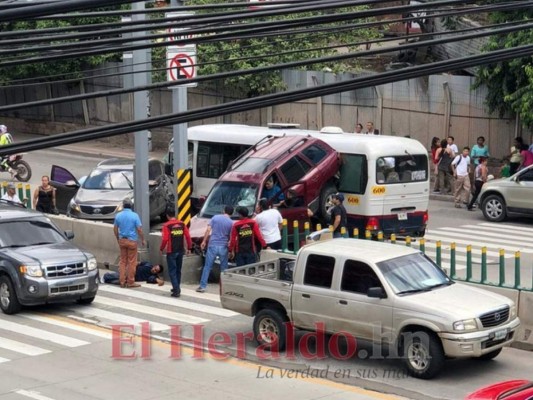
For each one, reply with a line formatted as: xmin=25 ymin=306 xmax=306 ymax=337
xmin=319 ymin=182 xmax=337 ymax=222
xmin=401 ymin=331 xmax=445 ymax=379
xmin=253 ymin=308 xmax=289 ymax=351
xmin=477 ymin=348 xmax=502 ymax=361
xmin=0 ymin=275 xmax=22 ymax=315
xmin=482 ymin=194 xmax=507 ymax=222
xmin=76 ymin=296 xmax=95 ymax=305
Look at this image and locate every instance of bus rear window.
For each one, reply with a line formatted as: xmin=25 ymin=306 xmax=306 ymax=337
xmin=338 ymin=154 xmax=367 ymax=194
xmin=376 ymin=155 xmax=428 ymax=184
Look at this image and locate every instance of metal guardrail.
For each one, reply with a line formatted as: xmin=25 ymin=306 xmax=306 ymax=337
xmin=280 ymin=219 xmax=533 ymax=292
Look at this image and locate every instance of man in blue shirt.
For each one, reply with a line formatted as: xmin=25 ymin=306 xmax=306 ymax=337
xmin=262 ymin=175 xmax=284 ymax=201
xmin=113 ymin=198 xmax=145 ymax=288
xmin=196 ymin=205 xmax=234 ymax=293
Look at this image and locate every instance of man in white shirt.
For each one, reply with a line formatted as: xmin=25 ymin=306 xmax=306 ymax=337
xmin=255 ymin=198 xmax=283 ymax=250
xmin=451 ymin=147 xmax=471 ymax=208
xmin=1 ymin=183 xmax=22 ymax=204
xmin=447 ymin=136 xmax=459 ymax=155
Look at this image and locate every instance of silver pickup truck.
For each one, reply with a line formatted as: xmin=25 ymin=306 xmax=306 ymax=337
xmin=220 ymin=239 xmax=520 ymax=379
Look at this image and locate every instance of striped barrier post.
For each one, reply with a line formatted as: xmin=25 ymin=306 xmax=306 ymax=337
xmin=466 ymin=245 xmax=472 ymax=282
xmin=353 ymin=228 xmax=359 ymax=239
xmin=365 ymin=230 xmax=371 ymax=240
xmin=390 ymin=233 xmax=396 ymax=244
xmin=281 ymin=219 xmax=288 ymax=252
xmin=1 ymin=181 xmax=6 ymax=195
xmin=25 ymin=184 xmax=31 ymax=208
xmin=17 ymin=182 xmax=24 ymax=203
xmin=176 ymin=169 xmax=192 ymax=226
xmin=419 ymin=238 xmax=425 ymax=254
xmin=450 ymin=242 xmax=456 ymax=279
xmin=405 ymin=236 xmax=411 ymax=247
xmin=436 ymin=240 xmax=442 ymax=268
xmin=514 ymin=251 xmax=521 ymax=289
xmin=316 ymin=223 xmax=322 ymax=231
xmin=293 ymin=220 xmax=300 ymax=254
xmin=304 ymin=221 xmax=310 ymax=240
xmin=499 ymin=249 xmax=505 ymax=287
xmin=377 ymin=231 xmax=384 ymax=242
xmin=341 ymin=226 xmax=348 ymax=238
xmin=481 ymin=247 xmax=487 ymax=284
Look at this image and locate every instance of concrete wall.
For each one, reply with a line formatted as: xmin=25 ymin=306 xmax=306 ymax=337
xmin=48 ymin=215 xmax=203 ymax=284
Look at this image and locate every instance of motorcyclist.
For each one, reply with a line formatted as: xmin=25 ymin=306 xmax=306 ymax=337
xmin=0 ymin=125 xmax=16 ymax=177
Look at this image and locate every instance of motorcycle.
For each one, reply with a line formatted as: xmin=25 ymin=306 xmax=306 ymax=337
xmin=0 ymin=154 xmax=32 ymax=182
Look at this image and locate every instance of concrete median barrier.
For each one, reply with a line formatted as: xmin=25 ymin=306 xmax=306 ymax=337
xmin=515 ymin=291 xmax=533 ymax=351
xmin=48 ymin=215 xmax=203 ymax=284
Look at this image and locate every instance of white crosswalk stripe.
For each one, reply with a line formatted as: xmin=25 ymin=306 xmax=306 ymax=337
xmin=413 ymin=221 xmax=533 ymax=270
xmin=0 ymin=277 xmax=237 ymax=364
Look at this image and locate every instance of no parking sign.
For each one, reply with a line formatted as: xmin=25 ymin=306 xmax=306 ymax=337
xmin=166 ymin=49 xmax=197 ymax=87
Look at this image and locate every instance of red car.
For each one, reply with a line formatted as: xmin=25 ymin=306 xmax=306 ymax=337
xmin=466 ymin=380 xmax=533 ymax=400
xmin=189 ymin=134 xmax=340 ymax=246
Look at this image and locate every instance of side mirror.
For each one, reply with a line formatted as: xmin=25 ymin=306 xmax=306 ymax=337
xmin=64 ymin=230 xmax=75 ymax=240
xmin=367 ymin=287 xmax=386 ymax=299
xmin=65 ymin=180 xmax=79 ymax=188
xmin=198 ymin=196 xmax=206 ymax=207
xmin=149 ymin=180 xmax=158 ymax=188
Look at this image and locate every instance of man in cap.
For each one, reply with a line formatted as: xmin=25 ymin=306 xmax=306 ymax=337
xmin=1 ymin=182 xmax=22 ymax=204
xmin=330 ymin=193 xmax=347 ymax=238
xmin=113 ymin=198 xmax=145 ymax=288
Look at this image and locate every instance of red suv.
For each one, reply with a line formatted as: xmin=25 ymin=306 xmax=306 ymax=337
xmin=188 ymin=134 xmax=340 ymax=245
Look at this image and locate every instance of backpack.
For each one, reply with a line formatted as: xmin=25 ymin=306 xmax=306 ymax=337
xmin=0 ymin=133 xmax=13 ymax=145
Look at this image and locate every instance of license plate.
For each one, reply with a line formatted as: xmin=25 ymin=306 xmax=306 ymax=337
xmin=494 ymin=329 xmax=507 ymax=340
xmin=397 ymin=212 xmax=407 ymax=221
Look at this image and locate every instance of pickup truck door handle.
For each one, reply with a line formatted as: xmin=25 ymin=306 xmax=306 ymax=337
xmin=302 ymin=294 xmax=310 ymax=298
xmin=339 ymin=300 xmax=348 ymax=305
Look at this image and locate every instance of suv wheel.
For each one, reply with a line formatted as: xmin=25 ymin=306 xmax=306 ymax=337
xmin=0 ymin=275 xmax=22 ymax=315
xmin=482 ymin=194 xmax=507 ymax=222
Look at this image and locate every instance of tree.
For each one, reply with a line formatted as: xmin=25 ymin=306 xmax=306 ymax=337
xmin=177 ymin=0 xmax=381 ymax=97
xmin=473 ymin=3 xmax=533 ymax=128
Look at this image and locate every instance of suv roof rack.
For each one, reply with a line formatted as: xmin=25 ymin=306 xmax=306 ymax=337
xmin=267 ymin=123 xmax=301 ymax=129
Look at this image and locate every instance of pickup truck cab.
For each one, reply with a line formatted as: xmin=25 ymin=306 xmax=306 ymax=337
xmin=220 ymin=239 xmax=520 ymax=379
xmin=0 ymin=201 xmax=99 ymax=314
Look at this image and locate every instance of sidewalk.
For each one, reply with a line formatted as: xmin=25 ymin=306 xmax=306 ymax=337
xmin=15 ymin=132 xmax=167 ymax=160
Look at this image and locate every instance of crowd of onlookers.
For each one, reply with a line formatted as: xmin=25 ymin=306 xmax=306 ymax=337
xmin=430 ymin=135 xmax=533 ymax=210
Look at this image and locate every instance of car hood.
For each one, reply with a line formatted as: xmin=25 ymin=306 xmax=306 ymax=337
xmin=4 ymin=242 xmax=91 ymax=265
xmin=74 ymin=188 xmax=133 ymax=204
xmin=397 ymin=283 xmax=513 ymax=320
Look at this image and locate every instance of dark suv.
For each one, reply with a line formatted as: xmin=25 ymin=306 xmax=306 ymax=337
xmin=0 ymin=201 xmax=99 ymax=314
xmin=51 ymin=158 xmax=172 ymax=221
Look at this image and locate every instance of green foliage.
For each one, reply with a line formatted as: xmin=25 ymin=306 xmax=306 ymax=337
xmin=0 ymin=6 xmax=125 ymax=83
xmin=172 ymin=0 xmax=381 ymax=97
xmin=473 ymin=1 xmax=533 ymax=127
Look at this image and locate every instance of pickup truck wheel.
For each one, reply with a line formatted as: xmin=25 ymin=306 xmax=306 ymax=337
xmin=402 ymin=332 xmax=444 ymax=379
xmin=253 ymin=309 xmax=289 ymax=351
xmin=76 ymin=296 xmax=95 ymax=305
xmin=477 ymin=348 xmax=502 ymax=361
xmin=0 ymin=276 xmax=22 ymax=315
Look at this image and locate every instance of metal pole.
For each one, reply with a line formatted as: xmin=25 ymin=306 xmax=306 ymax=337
xmin=171 ymin=0 xmax=189 ymax=220
xmin=132 ymin=1 xmax=150 ymax=245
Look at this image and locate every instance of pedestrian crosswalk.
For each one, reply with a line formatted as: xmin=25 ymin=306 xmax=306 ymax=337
xmin=0 ymin=278 xmax=243 ymax=365
xmin=415 ymin=221 xmax=533 ymax=270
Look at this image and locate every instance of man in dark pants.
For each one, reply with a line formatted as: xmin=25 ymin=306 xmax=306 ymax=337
xmin=229 ymin=206 xmax=266 ymax=267
xmin=330 ymin=193 xmax=347 ymax=238
xmin=160 ymin=205 xmax=192 ymax=298
xmin=102 ymin=261 xmax=165 ymax=286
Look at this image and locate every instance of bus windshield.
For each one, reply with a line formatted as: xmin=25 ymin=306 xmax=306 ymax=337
xmin=199 ymin=181 xmax=259 ymax=218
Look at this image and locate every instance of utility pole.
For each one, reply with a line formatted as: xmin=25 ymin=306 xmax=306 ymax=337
xmin=132 ymin=1 xmax=151 ymax=243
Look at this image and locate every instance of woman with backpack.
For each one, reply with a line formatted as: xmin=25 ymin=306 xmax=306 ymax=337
xmin=435 ymin=139 xmax=454 ymax=194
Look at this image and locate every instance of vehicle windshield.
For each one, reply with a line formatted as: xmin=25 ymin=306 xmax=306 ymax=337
xmin=199 ymin=181 xmax=258 ymax=218
xmin=82 ymin=169 xmax=134 ymax=190
xmin=0 ymin=218 xmax=66 ymax=248
xmin=376 ymin=253 xmax=452 ymax=295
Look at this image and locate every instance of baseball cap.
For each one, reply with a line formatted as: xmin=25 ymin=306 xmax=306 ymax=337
xmin=7 ymin=182 xmax=16 ymax=190
xmin=333 ymin=193 xmax=344 ymax=202
xmin=122 ymin=197 xmax=133 ymax=207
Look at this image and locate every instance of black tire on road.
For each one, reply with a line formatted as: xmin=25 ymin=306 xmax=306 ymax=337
xmin=253 ymin=308 xmax=289 ymax=351
xmin=0 ymin=275 xmax=22 ymax=315
xmin=13 ymin=160 xmax=32 ymax=182
xmin=482 ymin=194 xmax=507 ymax=222
xmin=76 ymin=296 xmax=95 ymax=305
xmin=402 ymin=331 xmax=445 ymax=379
xmin=319 ymin=182 xmax=337 ymax=222
xmin=477 ymin=348 xmax=502 ymax=361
